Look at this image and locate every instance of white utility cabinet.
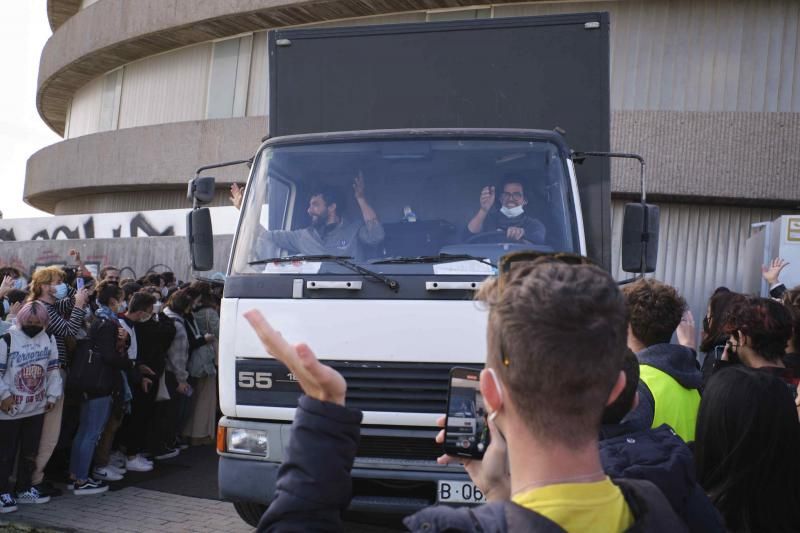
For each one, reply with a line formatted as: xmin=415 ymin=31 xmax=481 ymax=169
xmin=742 ymin=216 xmax=800 ymax=296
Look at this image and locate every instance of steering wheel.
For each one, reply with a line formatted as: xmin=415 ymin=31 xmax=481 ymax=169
xmin=465 ymin=230 xmax=536 ymax=246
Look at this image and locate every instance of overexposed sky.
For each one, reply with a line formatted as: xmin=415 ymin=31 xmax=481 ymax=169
xmin=0 ymin=1 xmax=59 ymax=219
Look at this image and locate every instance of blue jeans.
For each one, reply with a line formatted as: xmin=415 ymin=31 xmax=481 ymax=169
xmin=69 ymin=395 xmax=112 ymax=480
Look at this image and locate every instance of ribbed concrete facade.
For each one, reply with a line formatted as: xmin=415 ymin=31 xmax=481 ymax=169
xmin=26 ymin=0 xmax=800 ymax=308
xmin=27 ymin=117 xmax=264 ymax=213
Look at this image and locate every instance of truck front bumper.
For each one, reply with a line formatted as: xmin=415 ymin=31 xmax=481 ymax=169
xmin=217 ymin=417 xmax=473 ymax=514
xmin=218 ymin=455 xmax=279 ymax=504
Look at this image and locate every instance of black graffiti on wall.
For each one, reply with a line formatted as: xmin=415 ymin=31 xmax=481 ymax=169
xmin=0 ymin=213 xmax=175 ymax=242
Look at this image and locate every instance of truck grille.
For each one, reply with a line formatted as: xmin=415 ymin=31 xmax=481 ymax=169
xmin=235 ymin=359 xmax=481 ymax=413
xmin=330 ymin=362 xmax=481 ymax=413
xmin=358 ymin=435 xmax=441 ymax=462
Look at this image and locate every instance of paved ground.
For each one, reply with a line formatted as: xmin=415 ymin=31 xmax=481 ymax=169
xmin=0 ymin=445 xmax=401 ymax=532
xmin=3 ymin=486 xmax=252 ymax=533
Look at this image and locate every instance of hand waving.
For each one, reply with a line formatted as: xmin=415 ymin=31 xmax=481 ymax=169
xmin=244 ymin=310 xmax=347 ymax=406
xmin=762 ymin=258 xmax=789 ymax=286
xmin=230 ymin=183 xmax=244 ymax=210
xmin=479 ymin=186 xmax=495 ymax=213
xmin=676 ymin=310 xmax=696 ymax=350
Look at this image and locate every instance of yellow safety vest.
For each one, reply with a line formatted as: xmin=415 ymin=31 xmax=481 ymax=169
xmin=639 ymin=364 xmax=701 ymax=442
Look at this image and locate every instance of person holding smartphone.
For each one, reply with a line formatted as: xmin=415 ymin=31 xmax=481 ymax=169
xmin=244 ymin=258 xmax=685 ymax=532
xmin=713 ymin=297 xmax=800 ymax=399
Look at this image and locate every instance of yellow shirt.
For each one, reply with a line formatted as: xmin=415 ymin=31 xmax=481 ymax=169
xmin=512 ymin=477 xmax=634 ymax=533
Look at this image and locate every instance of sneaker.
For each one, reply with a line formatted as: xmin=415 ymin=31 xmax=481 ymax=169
xmin=110 ymin=455 xmax=127 ymax=469
xmin=125 ymin=455 xmax=154 ymax=472
xmin=106 ymin=463 xmax=126 ymax=475
xmin=92 ymin=466 xmax=124 ymax=481
xmin=154 ymin=447 xmax=180 ymax=460
xmin=175 ymin=437 xmax=190 ymax=450
xmin=72 ymin=479 xmax=109 ymax=495
xmin=0 ymin=493 xmax=17 ymax=513
xmin=33 ymin=481 xmax=62 ymax=498
xmin=16 ymin=487 xmax=50 ymax=504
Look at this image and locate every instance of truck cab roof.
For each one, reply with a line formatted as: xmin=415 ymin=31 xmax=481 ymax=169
xmin=260 ymin=128 xmax=572 ymax=155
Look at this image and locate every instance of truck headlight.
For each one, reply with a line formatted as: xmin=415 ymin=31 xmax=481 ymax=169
xmin=225 ymin=428 xmax=269 ymax=457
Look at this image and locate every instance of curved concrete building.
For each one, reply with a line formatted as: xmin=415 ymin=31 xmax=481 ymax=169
xmin=26 ymin=0 xmax=800 ymax=312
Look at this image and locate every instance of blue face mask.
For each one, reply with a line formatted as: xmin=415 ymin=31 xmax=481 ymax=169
xmin=54 ymin=283 xmax=69 ymax=300
xmin=13 ymin=278 xmax=26 ymax=290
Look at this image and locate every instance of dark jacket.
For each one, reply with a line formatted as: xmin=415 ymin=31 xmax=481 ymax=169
xmin=258 ymin=396 xmax=687 ymax=533
xmin=132 ymin=312 xmax=176 ymax=381
xmin=599 ymin=424 xmax=724 ymax=533
xmin=624 ymin=344 xmax=703 ymax=433
xmin=711 ymin=359 xmax=800 ymax=399
xmin=770 ymin=283 xmax=787 ymax=300
xmin=468 ymin=210 xmax=546 ymax=244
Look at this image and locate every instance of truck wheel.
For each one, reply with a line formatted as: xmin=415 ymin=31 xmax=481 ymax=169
xmin=233 ymin=501 xmax=267 ymax=527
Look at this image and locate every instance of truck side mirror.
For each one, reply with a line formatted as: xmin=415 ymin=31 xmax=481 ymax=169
xmin=187 ymin=208 xmax=214 ymax=271
xmin=621 ymin=203 xmax=659 ymax=274
xmin=188 ymin=176 xmax=216 ymax=204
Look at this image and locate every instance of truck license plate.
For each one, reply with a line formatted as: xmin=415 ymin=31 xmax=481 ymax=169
xmin=436 ymin=481 xmax=486 ymax=504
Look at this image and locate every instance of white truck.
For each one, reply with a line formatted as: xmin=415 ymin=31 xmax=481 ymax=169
xmin=185 ymin=12 xmax=658 ymax=526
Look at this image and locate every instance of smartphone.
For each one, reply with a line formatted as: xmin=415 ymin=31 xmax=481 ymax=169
xmin=76 ymin=277 xmax=84 ymax=290
xmin=443 ymin=367 xmax=490 ymax=460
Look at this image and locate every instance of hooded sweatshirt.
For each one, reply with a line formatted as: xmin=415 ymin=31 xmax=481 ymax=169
xmin=624 ymin=344 xmax=702 ymax=442
xmin=0 ymin=326 xmax=62 ymax=420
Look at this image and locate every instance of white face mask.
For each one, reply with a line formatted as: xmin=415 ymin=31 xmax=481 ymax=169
xmin=500 ymin=205 xmax=524 ymax=218
xmin=153 ymin=302 xmax=162 ymax=314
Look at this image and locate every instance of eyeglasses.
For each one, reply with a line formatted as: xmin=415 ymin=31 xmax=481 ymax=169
xmin=496 ymin=251 xmax=597 ymax=366
xmin=500 ymin=192 xmax=524 ymax=200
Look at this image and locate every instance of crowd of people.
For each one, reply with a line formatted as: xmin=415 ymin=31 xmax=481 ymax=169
xmin=0 ymin=253 xmax=221 ymax=513
xmin=245 ymin=254 xmax=800 ymax=533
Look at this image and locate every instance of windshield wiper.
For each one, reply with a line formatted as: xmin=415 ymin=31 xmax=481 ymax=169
xmin=371 ymin=253 xmax=496 ymax=268
xmin=249 ymin=254 xmax=399 ymax=292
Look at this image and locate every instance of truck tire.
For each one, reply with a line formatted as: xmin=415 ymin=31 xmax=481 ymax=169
xmin=233 ymin=501 xmax=267 ymax=527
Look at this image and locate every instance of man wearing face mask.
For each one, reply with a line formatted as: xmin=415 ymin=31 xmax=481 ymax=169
xmin=467 ymin=177 xmax=546 ymax=244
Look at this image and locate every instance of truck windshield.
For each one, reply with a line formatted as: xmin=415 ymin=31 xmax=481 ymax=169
xmin=231 ymin=137 xmax=579 ymax=276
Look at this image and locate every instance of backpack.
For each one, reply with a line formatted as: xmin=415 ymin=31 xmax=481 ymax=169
xmin=65 ymin=318 xmax=124 ymax=397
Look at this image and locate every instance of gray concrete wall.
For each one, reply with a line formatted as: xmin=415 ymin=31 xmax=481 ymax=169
xmin=611 ymin=110 xmax=800 ymax=203
xmin=25 ymin=117 xmax=265 ymax=213
xmin=0 ymin=235 xmax=233 ymax=281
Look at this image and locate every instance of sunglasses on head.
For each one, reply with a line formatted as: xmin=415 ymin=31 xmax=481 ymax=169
xmin=496 ymin=251 xmax=597 ymax=367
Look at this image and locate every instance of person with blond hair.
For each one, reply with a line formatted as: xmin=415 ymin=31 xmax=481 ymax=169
xmin=28 ymin=266 xmax=89 ymax=497
xmin=0 ymin=302 xmax=62 ymax=512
